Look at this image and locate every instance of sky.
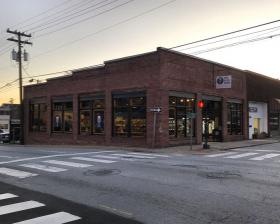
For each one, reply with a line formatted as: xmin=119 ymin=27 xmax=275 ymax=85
xmin=0 ymin=0 xmax=280 ymax=104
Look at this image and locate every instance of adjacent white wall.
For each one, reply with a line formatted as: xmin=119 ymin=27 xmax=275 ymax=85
xmin=248 ymin=102 xmax=268 ymax=139
xmin=0 ymin=115 xmax=10 ymax=133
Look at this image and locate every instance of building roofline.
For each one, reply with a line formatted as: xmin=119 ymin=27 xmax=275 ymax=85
xmin=157 ymin=47 xmax=247 ymax=73
xmin=104 ymin=50 xmax=157 ymax=64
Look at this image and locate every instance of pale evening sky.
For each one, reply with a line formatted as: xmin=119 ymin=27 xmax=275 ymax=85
xmin=0 ymin=0 xmax=279 ymax=104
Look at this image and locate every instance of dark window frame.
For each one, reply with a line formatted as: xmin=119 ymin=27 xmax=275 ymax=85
xmin=227 ymin=102 xmax=243 ymax=135
xmin=52 ymin=101 xmax=73 ymax=133
xmin=112 ymin=92 xmax=146 ymax=138
xmin=169 ymin=96 xmax=196 ymax=138
xmin=30 ymin=103 xmax=47 ymax=132
xmin=79 ymin=96 xmax=105 ymax=135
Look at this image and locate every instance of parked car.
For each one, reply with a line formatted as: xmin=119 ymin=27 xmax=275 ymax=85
xmin=0 ymin=129 xmax=10 ymax=143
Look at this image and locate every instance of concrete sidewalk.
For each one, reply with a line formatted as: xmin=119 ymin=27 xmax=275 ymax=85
xmin=150 ymin=138 xmax=280 ymax=155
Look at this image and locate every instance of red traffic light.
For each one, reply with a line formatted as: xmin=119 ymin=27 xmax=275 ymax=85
xmin=198 ymin=100 xmax=204 ymax=108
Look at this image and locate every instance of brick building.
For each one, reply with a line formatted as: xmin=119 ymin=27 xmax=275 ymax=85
xmin=24 ymin=48 xmax=253 ymax=147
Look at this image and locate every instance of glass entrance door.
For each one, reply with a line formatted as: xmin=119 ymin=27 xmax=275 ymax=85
xmin=202 ymin=100 xmax=222 ymax=142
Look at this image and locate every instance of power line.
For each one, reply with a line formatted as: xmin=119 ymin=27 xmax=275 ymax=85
xmin=31 ymin=0 xmax=177 ymax=59
xmin=17 ymin=0 xmax=93 ymax=31
xmin=169 ymin=19 xmax=280 ymax=50
xmin=36 ymin=0 xmax=136 ymax=38
xmin=178 ymin=24 xmax=280 ymax=52
xmin=191 ymin=33 xmax=280 ymax=55
xmin=26 ymin=0 xmax=110 ymax=32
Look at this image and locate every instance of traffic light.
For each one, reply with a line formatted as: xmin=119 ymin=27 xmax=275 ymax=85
xmin=198 ymin=100 xmax=204 ymax=108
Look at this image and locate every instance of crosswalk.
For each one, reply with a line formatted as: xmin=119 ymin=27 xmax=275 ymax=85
xmin=205 ymin=151 xmax=280 ymax=162
xmin=0 ymin=193 xmax=81 ymax=223
xmin=0 ymin=151 xmax=169 ymax=180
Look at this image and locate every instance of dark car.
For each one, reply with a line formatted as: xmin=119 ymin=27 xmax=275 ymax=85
xmin=0 ymin=129 xmax=10 ymax=143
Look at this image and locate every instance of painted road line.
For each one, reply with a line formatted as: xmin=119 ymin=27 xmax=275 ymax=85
xmin=0 ymin=150 xmax=118 ymax=165
xmin=0 ymin=201 xmax=45 ymax=215
xmin=226 ymin=152 xmax=259 ymax=159
xmin=14 ymin=212 xmax=81 ymax=224
xmin=0 ymin=168 xmax=38 ymax=179
xmin=71 ymin=157 xmax=116 ymax=164
xmin=93 ymin=155 xmax=136 ymax=161
xmin=250 ymin=153 xmax=280 ymax=161
xmin=112 ymin=153 xmax=155 ymax=159
xmin=128 ymin=152 xmax=169 ymax=158
xmin=0 ymin=156 xmax=13 ymax=158
xmin=255 ymin=150 xmax=280 ymax=152
xmin=205 ymin=152 xmax=238 ymax=158
xmin=0 ymin=193 xmax=18 ymax=201
xmin=20 ymin=164 xmax=67 ymax=173
xmin=43 ymin=160 xmax=93 ymax=168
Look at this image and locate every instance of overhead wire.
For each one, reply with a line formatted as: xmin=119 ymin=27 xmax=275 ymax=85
xmin=35 ymin=0 xmax=136 ymax=38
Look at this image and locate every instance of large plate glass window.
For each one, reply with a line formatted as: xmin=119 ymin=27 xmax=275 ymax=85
xmin=79 ymin=94 xmax=105 ymax=135
xmin=113 ymin=92 xmax=146 ymax=137
xmin=227 ymin=102 xmax=243 ymax=135
xmin=52 ymin=99 xmax=73 ymax=133
xmin=169 ymin=96 xmax=195 ymax=138
xmin=30 ymin=103 xmax=47 ymax=132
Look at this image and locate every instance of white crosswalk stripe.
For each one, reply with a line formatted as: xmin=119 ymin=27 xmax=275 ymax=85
xmin=205 ymin=152 xmax=238 ymax=158
xmin=0 ymin=201 xmax=45 ymax=215
xmin=43 ymin=160 xmax=93 ymax=168
xmin=128 ymin=152 xmax=169 ymax=158
xmin=13 ymin=211 xmax=81 ymax=224
xmin=112 ymin=153 xmax=155 ymax=159
xmin=0 ymin=193 xmax=82 ymax=223
xmin=94 ymin=155 xmax=136 ymax=161
xmin=0 ymin=167 xmax=38 ymax=179
xmin=71 ymin=157 xmax=116 ymax=164
xmin=20 ymin=164 xmax=68 ymax=173
xmin=0 ymin=193 xmax=18 ymax=200
xmin=225 ymin=152 xmax=259 ymax=159
xmin=250 ymin=153 xmax=280 ymax=161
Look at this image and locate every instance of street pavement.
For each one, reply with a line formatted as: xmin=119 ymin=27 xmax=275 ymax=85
xmin=0 ymin=143 xmax=280 ymax=223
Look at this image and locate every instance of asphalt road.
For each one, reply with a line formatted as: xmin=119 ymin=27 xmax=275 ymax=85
xmin=0 ymin=143 xmax=280 ymax=224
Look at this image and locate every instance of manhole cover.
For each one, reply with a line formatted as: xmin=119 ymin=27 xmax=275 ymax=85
xmin=198 ymin=171 xmax=241 ymax=179
xmin=83 ymin=169 xmax=121 ymax=176
xmin=172 ymin=164 xmax=198 ymax=168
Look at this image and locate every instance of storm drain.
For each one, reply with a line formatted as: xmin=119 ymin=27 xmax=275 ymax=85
xmin=198 ymin=171 xmax=242 ymax=179
xmin=83 ymin=169 xmax=121 ymax=176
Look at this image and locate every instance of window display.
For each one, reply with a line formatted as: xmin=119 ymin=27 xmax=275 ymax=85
xmin=169 ymin=96 xmax=195 ymax=138
xmin=30 ymin=103 xmax=47 ymax=132
xmin=113 ymin=93 xmax=146 ymax=137
xmin=79 ymin=96 xmax=105 ymax=135
xmin=52 ymin=101 xmax=73 ymax=133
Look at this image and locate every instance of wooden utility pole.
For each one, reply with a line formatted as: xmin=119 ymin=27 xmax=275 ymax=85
xmin=7 ymin=29 xmax=32 ymax=145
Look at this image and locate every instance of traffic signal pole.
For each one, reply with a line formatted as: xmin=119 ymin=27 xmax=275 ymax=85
xmin=7 ymin=29 xmax=32 ymax=145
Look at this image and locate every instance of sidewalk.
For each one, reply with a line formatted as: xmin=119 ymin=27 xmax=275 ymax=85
xmin=146 ymin=138 xmax=280 ymax=155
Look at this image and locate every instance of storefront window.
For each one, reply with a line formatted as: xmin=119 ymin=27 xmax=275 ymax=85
xmin=79 ymin=96 xmax=105 ymax=134
xmin=30 ymin=103 xmax=47 ymax=132
xmin=52 ymin=101 xmax=73 ymax=133
xmin=113 ymin=93 xmax=146 ymax=137
xmin=169 ymin=96 xmax=195 ymax=138
xmin=269 ymin=113 xmax=280 ymax=131
xmin=227 ymin=102 xmax=243 ymax=135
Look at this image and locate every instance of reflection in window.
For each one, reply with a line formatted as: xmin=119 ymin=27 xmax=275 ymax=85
xmin=227 ymin=102 xmax=243 ymax=135
xmin=79 ymin=97 xmax=105 ymax=134
xmin=52 ymin=101 xmax=73 ymax=133
xmin=113 ymin=93 xmax=146 ymax=137
xmin=169 ymin=96 xmax=195 ymax=138
xmin=30 ymin=103 xmax=47 ymax=132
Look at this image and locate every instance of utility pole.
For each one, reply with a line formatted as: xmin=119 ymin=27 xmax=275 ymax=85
xmin=7 ymin=29 xmax=32 ymax=145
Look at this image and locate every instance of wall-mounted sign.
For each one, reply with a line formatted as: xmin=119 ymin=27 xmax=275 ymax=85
xmin=216 ymin=75 xmax=232 ymax=89
xmin=249 ymin=107 xmax=258 ymax=113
